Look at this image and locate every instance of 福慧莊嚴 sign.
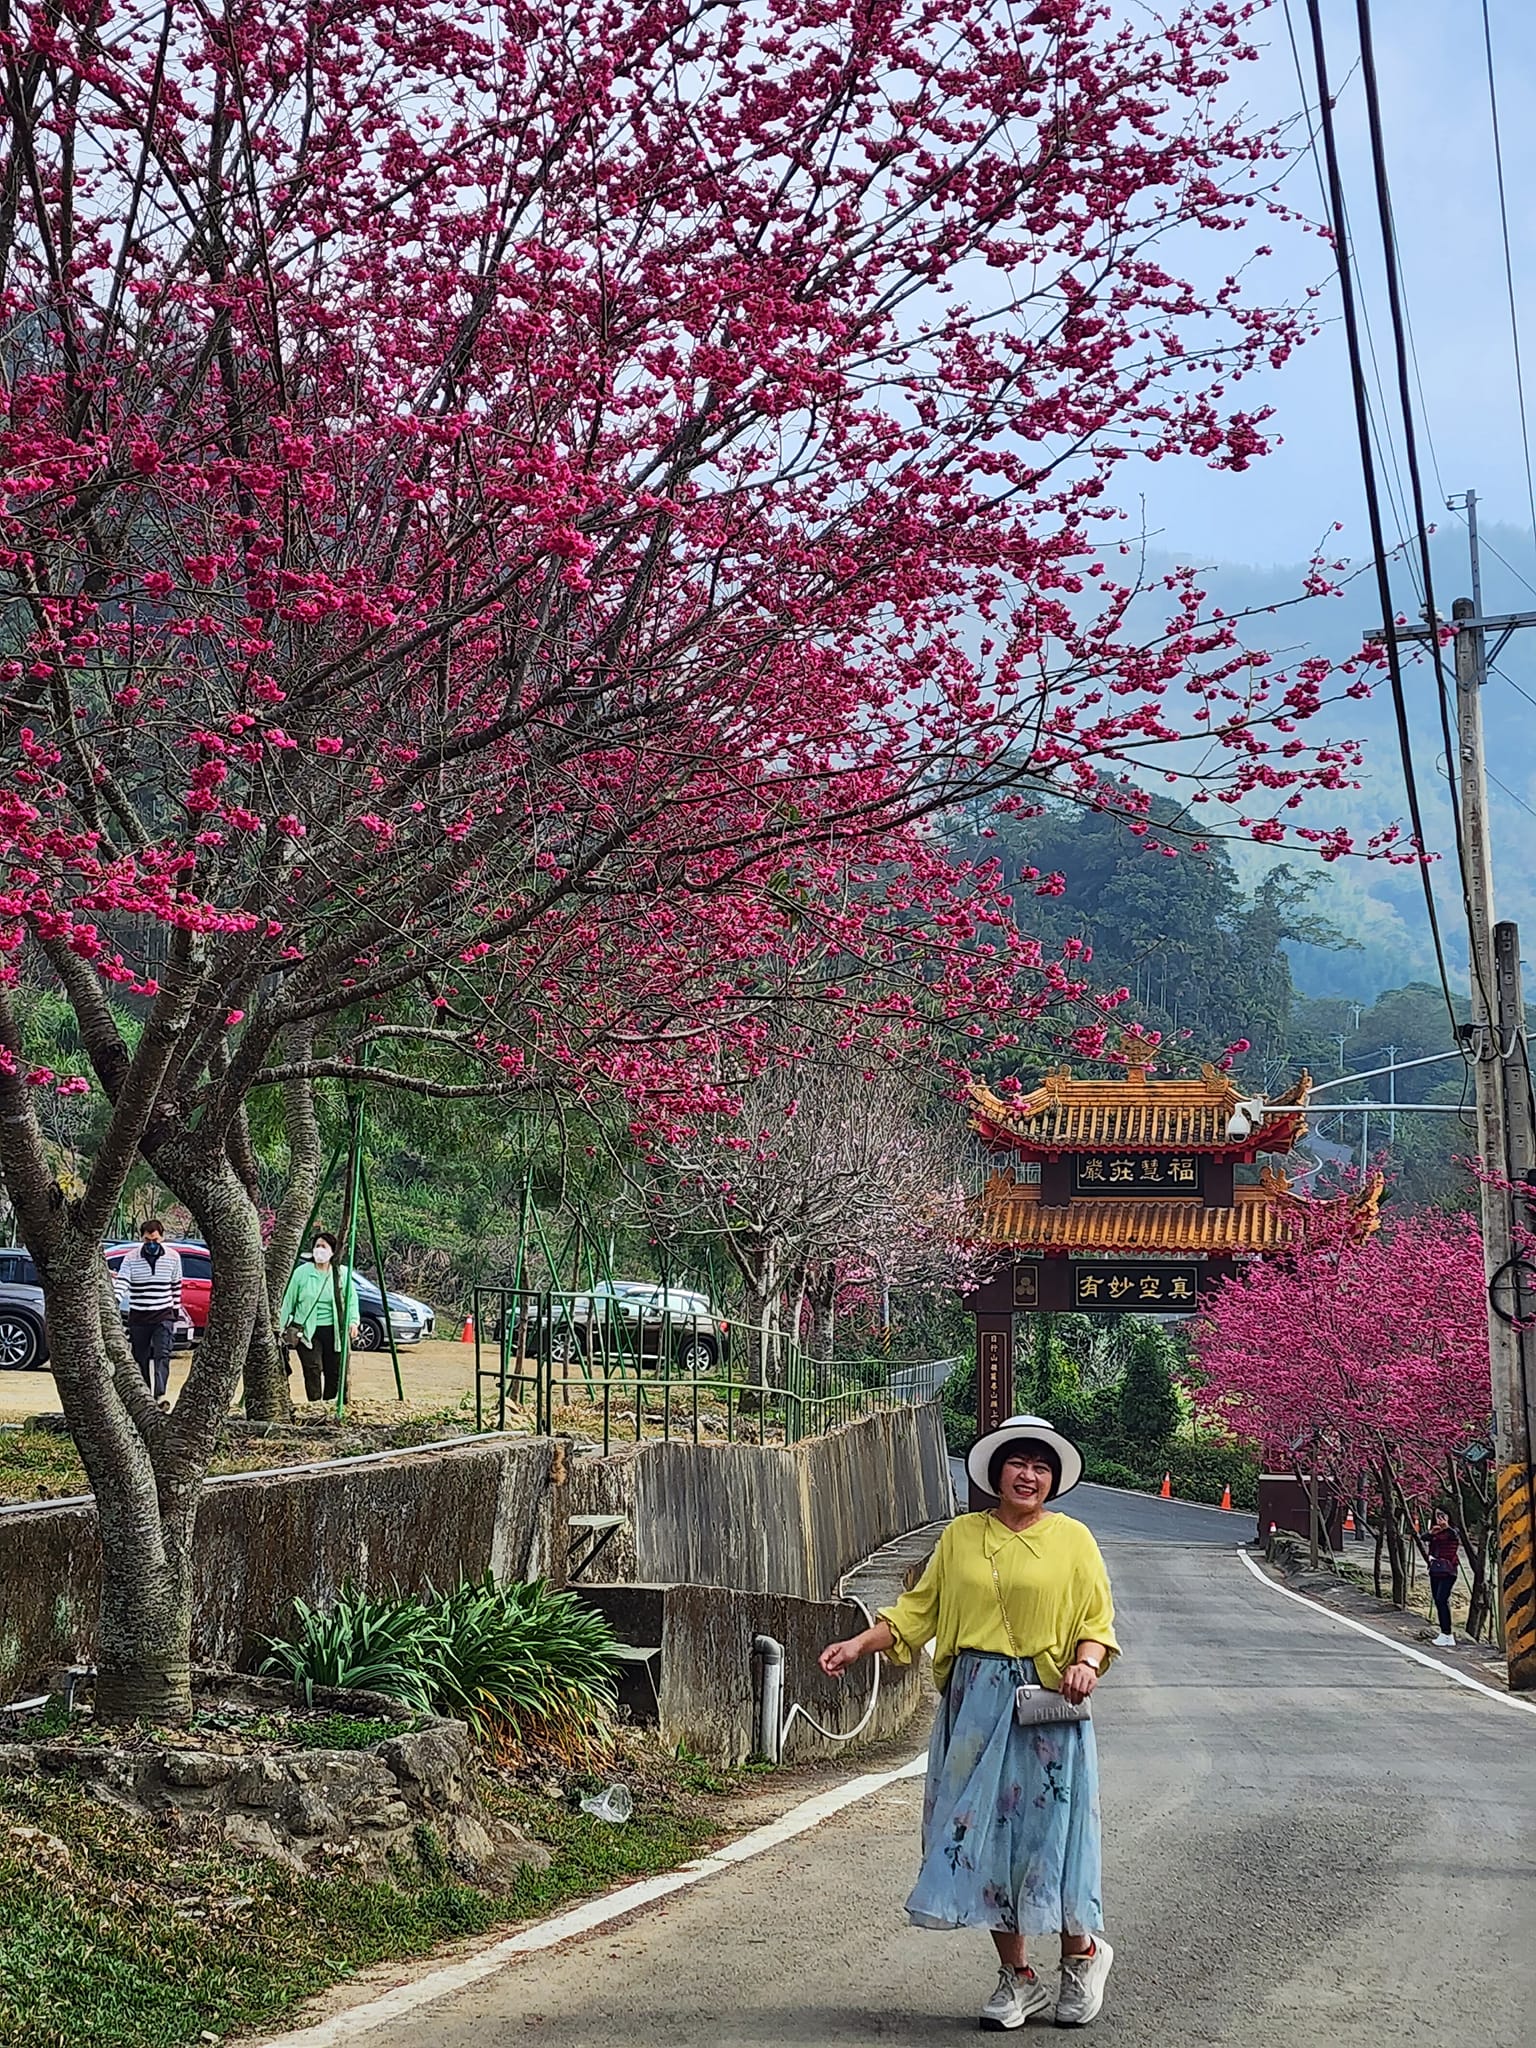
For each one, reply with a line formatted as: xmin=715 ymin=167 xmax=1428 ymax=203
xmin=1073 ymin=1154 xmax=1203 ymax=1196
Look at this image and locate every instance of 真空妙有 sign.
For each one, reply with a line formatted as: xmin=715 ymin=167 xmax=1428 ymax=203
xmin=1071 ymin=1262 xmax=1204 ymax=1311
xmin=1073 ymin=1154 xmax=1203 ymax=1196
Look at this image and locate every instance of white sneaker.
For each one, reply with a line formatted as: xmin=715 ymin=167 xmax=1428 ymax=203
xmin=980 ymin=1964 xmax=1051 ymax=2031
xmin=1055 ymin=1938 xmax=1113 ymax=2027
xmin=1434 ymin=1632 xmax=1456 ymax=1648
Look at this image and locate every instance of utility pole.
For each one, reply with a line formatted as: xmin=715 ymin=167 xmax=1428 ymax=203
xmin=1494 ymin=919 xmax=1536 ymax=1452
xmin=1386 ymin=1044 xmax=1396 ymax=1149
xmin=1385 ymin=489 xmax=1536 ymax=1688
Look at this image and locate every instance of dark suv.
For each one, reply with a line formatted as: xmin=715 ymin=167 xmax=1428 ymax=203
xmin=547 ymin=1282 xmax=729 ymax=1373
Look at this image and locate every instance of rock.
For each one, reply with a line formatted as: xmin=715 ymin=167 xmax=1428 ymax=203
xmin=160 ymin=1751 xmax=237 ymax=1790
xmin=230 ymin=1756 xmax=286 ymax=1807
xmin=288 ymin=1787 xmax=341 ymax=1837
xmin=223 ymin=1812 xmax=304 ymax=1872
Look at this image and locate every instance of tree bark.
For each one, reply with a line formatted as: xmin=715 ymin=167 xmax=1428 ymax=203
xmin=809 ymin=1265 xmax=836 ymax=1362
xmin=33 ymin=1245 xmax=198 ymax=1721
xmin=241 ymin=1032 xmax=322 ymax=1421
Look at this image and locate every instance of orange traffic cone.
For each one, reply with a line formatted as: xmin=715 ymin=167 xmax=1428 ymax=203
xmin=1268 ymin=1521 xmax=1277 ymax=1537
xmin=1219 ymin=1482 xmax=1232 ymax=1512
xmin=460 ymin=1314 xmax=476 ymax=1344
xmin=1159 ymin=1472 xmax=1172 ymax=1499
xmin=1344 ymin=1507 xmax=1356 ymax=1536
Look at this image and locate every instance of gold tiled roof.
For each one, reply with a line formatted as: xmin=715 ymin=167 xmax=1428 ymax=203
xmin=978 ymin=1167 xmax=1318 ymax=1252
xmin=969 ymin=1061 xmax=1310 ymax=1157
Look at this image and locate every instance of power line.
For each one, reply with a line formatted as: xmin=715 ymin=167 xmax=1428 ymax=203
xmin=1280 ymin=0 xmax=1420 ymax=587
xmin=1480 ymin=0 xmax=1536 ymax=574
xmin=1487 ymin=768 xmax=1536 ymax=823
xmin=1450 ymin=508 xmax=1536 ymax=605
xmin=1353 ymin=0 xmax=1470 ymax=928
xmin=1303 ymin=0 xmax=1461 ymax=1036
xmin=1491 ymin=660 xmax=1536 ymax=714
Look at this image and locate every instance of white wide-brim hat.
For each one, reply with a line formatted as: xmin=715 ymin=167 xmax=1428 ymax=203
xmin=966 ymin=1413 xmax=1084 ymax=1501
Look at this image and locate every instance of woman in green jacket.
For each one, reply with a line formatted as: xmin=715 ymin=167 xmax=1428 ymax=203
xmin=279 ymin=1231 xmax=361 ymax=1404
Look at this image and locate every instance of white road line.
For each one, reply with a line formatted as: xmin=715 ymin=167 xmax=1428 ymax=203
xmin=248 ymin=1750 xmax=929 ymax=2047
xmin=1235 ymin=1543 xmax=1536 ymax=1719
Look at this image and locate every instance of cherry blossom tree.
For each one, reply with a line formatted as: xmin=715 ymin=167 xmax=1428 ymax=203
xmin=1190 ymin=1208 xmax=1492 ymax=1607
xmin=1 ymin=0 xmax=1371 ymax=1717
xmin=641 ymin=1048 xmax=975 ymax=1379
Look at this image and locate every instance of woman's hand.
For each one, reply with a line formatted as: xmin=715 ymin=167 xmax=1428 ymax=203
xmin=1059 ymin=1660 xmax=1100 ymax=1705
xmin=818 ymin=1636 xmax=866 ymax=1679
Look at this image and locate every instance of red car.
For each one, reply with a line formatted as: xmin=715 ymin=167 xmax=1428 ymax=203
xmin=106 ymin=1239 xmax=213 ymax=1335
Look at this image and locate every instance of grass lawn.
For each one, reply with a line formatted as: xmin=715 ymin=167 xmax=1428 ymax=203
xmin=0 ymin=1746 xmax=744 ymax=2047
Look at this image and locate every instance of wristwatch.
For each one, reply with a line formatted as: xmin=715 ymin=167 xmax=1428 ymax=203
xmin=1078 ymin=1654 xmax=1102 ymax=1672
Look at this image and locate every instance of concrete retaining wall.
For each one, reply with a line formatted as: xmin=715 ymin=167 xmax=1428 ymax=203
xmin=659 ymin=1583 xmax=926 ymax=1764
xmin=0 ymin=1436 xmax=560 ymax=1695
xmin=568 ymin=1402 xmax=952 ymax=1600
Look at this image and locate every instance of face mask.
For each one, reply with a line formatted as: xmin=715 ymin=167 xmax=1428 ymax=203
xmin=312 ymin=1245 xmax=333 ymax=1267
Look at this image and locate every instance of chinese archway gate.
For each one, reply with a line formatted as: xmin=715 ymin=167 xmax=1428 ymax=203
xmin=964 ymin=1029 xmax=1316 ymax=1505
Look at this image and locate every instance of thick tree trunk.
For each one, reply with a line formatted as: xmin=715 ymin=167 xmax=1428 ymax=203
xmin=32 ymin=1243 xmax=197 ymax=1721
xmin=1379 ymin=1464 xmax=1408 ymax=1608
xmin=810 ymin=1268 xmax=836 ymax=1362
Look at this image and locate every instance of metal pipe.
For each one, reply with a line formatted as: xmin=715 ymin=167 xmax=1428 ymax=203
xmin=753 ymin=1634 xmax=785 ymax=1764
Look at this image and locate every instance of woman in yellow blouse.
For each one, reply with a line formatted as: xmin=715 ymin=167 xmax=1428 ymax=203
xmin=819 ymin=1413 xmax=1118 ymax=2031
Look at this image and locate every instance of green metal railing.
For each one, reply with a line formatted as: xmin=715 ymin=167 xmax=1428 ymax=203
xmin=470 ymin=1284 xmax=957 ymax=1452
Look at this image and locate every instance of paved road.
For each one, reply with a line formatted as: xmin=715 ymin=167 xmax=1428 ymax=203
xmin=364 ymin=1527 xmax=1536 ymax=2048
xmin=948 ymin=1462 xmax=1246 ymax=1547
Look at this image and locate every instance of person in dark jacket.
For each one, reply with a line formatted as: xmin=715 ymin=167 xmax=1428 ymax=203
xmin=118 ymin=1219 xmax=183 ymax=1409
xmin=1425 ymin=1510 xmax=1460 ymax=1648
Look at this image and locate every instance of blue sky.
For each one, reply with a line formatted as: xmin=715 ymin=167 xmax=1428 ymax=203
xmin=1139 ymin=0 xmax=1536 ymax=575
xmin=1105 ymin=0 xmax=1536 ymax=999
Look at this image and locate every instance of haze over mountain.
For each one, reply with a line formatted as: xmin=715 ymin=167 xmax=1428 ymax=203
xmin=1166 ymin=518 xmax=1536 ymax=1003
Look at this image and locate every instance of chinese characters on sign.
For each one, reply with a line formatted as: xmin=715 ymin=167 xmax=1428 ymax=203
xmin=1073 ymin=1154 xmax=1203 ymax=1197
xmin=1071 ymin=1262 xmax=1203 ymax=1311
xmin=979 ymin=1326 xmax=1012 ymax=1420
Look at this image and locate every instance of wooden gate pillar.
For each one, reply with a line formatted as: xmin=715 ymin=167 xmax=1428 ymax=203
xmin=967 ymin=1261 xmax=1017 ymax=1508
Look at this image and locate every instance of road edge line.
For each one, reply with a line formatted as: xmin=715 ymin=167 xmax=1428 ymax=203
xmin=1234 ymin=1543 xmax=1536 ymax=1718
xmin=247 ymin=1750 xmax=929 ymax=2047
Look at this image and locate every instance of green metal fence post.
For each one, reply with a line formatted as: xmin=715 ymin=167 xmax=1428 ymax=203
xmin=357 ymin=1153 xmax=403 ymax=1402
xmin=334 ymin=1097 xmax=365 ymax=1418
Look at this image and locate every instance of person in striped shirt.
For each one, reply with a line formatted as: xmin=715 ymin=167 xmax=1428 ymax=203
xmin=119 ymin=1219 xmax=183 ymax=1408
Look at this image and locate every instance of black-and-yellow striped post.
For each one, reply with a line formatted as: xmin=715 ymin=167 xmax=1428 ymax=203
xmin=1495 ymin=1462 xmax=1536 ymax=1689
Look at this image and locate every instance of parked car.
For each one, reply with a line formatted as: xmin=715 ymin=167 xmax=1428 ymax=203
xmin=352 ymin=1274 xmax=434 ymax=1351
xmin=0 ymin=1249 xmax=48 ymax=1370
xmin=507 ymin=1281 xmax=728 ymax=1374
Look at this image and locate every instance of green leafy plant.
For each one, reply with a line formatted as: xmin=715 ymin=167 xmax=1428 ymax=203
xmin=260 ymin=1577 xmax=621 ymax=1747
xmin=432 ymin=1574 xmax=622 ymax=1745
xmin=257 ymin=1587 xmax=440 ymax=1710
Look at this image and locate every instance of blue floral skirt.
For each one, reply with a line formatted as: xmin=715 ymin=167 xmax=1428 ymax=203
xmin=906 ymin=1650 xmax=1104 ymax=1938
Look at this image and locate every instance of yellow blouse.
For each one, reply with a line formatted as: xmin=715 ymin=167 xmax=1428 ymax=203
xmin=878 ymin=1510 xmax=1120 ymax=1694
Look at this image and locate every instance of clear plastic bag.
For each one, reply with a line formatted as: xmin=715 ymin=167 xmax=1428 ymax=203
xmin=578 ymin=1782 xmax=633 ymax=1824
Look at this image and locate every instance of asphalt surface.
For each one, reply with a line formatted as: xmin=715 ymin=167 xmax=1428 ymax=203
xmin=949 ymin=1461 xmax=1247 ymax=1547
xmin=357 ymin=1515 xmax=1536 ymax=2048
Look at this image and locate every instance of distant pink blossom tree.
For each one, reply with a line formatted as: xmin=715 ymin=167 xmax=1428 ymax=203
xmin=1191 ymin=1207 xmax=1492 ymax=1608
